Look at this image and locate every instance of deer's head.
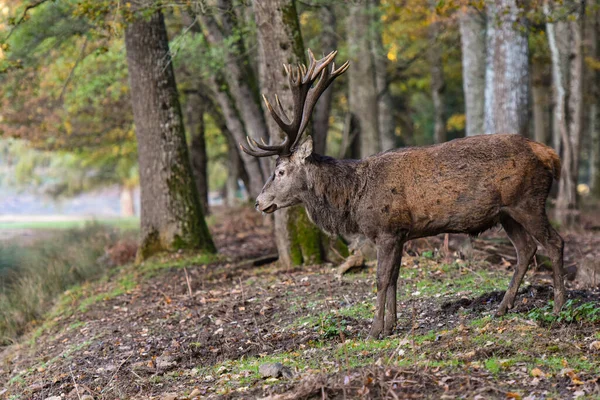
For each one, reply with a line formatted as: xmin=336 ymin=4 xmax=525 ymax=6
xmin=240 ymin=49 xmax=349 ymax=214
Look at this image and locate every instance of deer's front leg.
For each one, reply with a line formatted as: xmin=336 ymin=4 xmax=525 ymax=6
xmin=369 ymin=238 xmax=404 ymax=339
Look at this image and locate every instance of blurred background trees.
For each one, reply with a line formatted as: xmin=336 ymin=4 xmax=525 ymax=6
xmin=0 ymin=0 xmax=598 ymax=264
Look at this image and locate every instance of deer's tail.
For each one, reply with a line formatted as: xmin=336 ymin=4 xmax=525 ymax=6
xmin=528 ymin=141 xmax=561 ymax=181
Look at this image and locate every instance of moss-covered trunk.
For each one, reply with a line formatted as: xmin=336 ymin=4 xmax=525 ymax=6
xmin=252 ymin=0 xmax=325 ymax=267
xmin=124 ymin=5 xmax=215 ymax=261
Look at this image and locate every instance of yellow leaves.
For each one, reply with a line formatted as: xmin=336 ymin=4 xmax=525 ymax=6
xmin=506 ymin=392 xmax=521 ymax=399
xmin=531 ymin=367 xmax=545 ymax=378
xmin=446 ymin=114 xmax=466 ymax=132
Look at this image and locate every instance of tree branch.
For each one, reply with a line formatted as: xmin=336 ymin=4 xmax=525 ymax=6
xmin=4 ymin=0 xmax=51 ymax=42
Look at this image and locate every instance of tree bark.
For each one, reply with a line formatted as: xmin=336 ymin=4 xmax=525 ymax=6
xmin=372 ymin=0 xmax=396 ymax=151
xmin=124 ymin=6 xmax=215 ymax=260
xmin=429 ymin=4 xmax=447 ymax=144
xmin=206 ymin=77 xmax=266 ymax=198
xmin=197 ymin=3 xmax=270 ymax=175
xmin=545 ymin=0 xmax=584 ymax=225
xmin=531 ymin=56 xmax=552 ymax=144
xmin=347 ymin=1 xmax=381 ymax=157
xmin=186 ymin=93 xmax=210 ymax=215
xmin=252 ymin=0 xmax=324 ymax=267
xmin=311 ymin=4 xmax=337 ymax=155
xmin=459 ymin=6 xmax=486 ymax=136
xmin=589 ymin=5 xmax=600 ymax=198
xmin=484 ymin=0 xmax=530 ymax=136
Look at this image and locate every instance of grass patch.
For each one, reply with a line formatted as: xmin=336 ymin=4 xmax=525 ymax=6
xmin=0 ymin=224 xmax=135 ymax=343
xmin=138 ymin=252 xmax=224 ymax=278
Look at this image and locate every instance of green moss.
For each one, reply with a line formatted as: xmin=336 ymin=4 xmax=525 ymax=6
xmin=287 ymin=206 xmax=324 ymax=266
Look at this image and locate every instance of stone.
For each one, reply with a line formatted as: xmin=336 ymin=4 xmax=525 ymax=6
xmin=258 ymin=362 xmax=293 ymax=379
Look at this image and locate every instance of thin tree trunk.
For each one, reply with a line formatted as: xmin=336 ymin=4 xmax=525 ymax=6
xmin=201 ymin=90 xmax=252 ymax=199
xmin=197 ymin=4 xmax=270 ymax=175
xmin=545 ymin=0 xmax=584 ymax=225
xmin=531 ymin=57 xmax=551 ymax=144
xmin=187 ymin=93 xmax=210 ymax=215
xmin=206 ymin=77 xmax=266 ymax=198
xmin=348 ymin=1 xmax=381 ymax=157
xmin=589 ymin=5 xmax=600 ymax=197
xmin=429 ymin=3 xmax=447 ymax=144
xmin=124 ymin=5 xmax=215 ymax=260
xmin=459 ymin=6 xmax=486 ymax=136
xmin=484 ymin=0 xmax=530 ymax=135
xmin=120 ymin=185 xmax=135 ymax=217
xmin=372 ymin=0 xmax=396 ymax=151
xmin=253 ymin=0 xmax=325 ymax=267
xmin=225 ymin=143 xmax=241 ymax=206
xmin=312 ymin=4 xmax=337 ymax=155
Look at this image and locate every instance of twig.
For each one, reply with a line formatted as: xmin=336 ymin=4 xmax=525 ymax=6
xmin=101 ymin=354 xmax=133 ymax=393
xmin=69 ymin=365 xmax=82 ymax=400
xmin=58 ymin=36 xmax=89 ymax=103
xmin=238 ymin=277 xmax=245 ymax=303
xmin=4 ymin=0 xmax=50 ymax=42
xmin=184 ymin=267 xmax=193 ymax=298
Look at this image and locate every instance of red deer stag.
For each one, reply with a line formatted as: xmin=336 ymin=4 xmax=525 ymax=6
xmin=242 ymin=50 xmax=566 ymax=338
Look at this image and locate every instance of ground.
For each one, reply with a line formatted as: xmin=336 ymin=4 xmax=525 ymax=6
xmin=0 ymin=207 xmax=599 ymax=399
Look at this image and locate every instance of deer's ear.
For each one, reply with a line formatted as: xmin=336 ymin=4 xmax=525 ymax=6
xmin=293 ymin=136 xmax=313 ymax=163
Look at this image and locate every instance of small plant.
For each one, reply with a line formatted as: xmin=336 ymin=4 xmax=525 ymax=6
xmin=421 ymin=250 xmax=435 ymax=259
xmin=527 ymin=300 xmax=600 ymax=324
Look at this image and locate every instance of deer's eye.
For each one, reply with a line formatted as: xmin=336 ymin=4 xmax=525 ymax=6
xmin=277 ymin=170 xmax=285 ymax=177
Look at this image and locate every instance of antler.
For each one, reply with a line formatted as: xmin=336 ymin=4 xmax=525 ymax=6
xmin=241 ymin=49 xmax=349 ymax=158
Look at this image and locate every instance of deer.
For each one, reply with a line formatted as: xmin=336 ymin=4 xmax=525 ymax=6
xmin=241 ymin=50 xmax=566 ymax=338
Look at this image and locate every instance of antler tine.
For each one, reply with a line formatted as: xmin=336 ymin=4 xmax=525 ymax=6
xmin=332 ymin=60 xmax=350 ymax=77
xmin=274 ymin=94 xmax=290 ymax=124
xmin=247 ymin=49 xmax=349 ymax=158
xmin=263 ymin=94 xmax=295 ymax=138
xmin=239 ymin=142 xmax=280 ymax=157
xmin=292 ymin=56 xmax=348 ymax=149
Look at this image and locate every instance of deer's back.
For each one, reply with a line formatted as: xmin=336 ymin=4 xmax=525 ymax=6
xmin=355 ymin=134 xmax=554 ymax=239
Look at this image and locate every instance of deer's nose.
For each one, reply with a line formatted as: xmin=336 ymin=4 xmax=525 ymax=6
xmin=254 ymin=201 xmax=259 ymax=210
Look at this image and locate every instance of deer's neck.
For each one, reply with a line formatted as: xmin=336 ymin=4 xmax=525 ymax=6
xmin=301 ymin=154 xmax=362 ymax=236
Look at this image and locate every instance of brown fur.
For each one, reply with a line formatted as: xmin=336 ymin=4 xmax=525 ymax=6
xmin=256 ymin=134 xmax=567 ymax=338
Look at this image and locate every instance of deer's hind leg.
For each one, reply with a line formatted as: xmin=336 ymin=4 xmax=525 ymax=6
xmin=370 ymin=237 xmax=403 ymax=339
xmin=506 ymin=207 xmax=567 ymax=314
xmin=496 ymin=215 xmax=537 ymax=316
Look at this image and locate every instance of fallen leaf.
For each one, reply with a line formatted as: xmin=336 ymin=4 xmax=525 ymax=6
xmin=531 ymin=367 xmax=545 ymax=378
xmin=506 ymin=392 xmax=521 ymax=399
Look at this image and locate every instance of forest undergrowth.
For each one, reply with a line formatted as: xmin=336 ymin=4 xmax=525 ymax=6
xmin=0 ymin=207 xmax=599 ymax=399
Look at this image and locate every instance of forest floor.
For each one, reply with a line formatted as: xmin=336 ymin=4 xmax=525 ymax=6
xmin=1 ymin=207 xmax=599 ymax=400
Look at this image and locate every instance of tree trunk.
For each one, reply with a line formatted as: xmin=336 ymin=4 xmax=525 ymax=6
xmin=372 ymin=0 xmax=396 ymax=151
xmin=124 ymin=6 xmax=215 ymax=260
xmin=459 ymin=6 xmax=486 ymax=136
xmin=545 ymin=0 xmax=584 ymax=225
xmin=531 ymin=57 xmax=551 ymax=144
xmin=197 ymin=3 xmax=270 ymax=175
xmin=206 ymin=77 xmax=266 ymax=198
xmin=120 ymin=185 xmax=135 ymax=217
xmin=348 ymin=1 xmax=381 ymax=157
xmin=311 ymin=4 xmax=337 ymax=155
xmin=484 ymin=0 xmax=530 ymax=136
xmin=429 ymin=3 xmax=447 ymax=144
xmin=252 ymin=0 xmax=325 ymax=267
xmin=589 ymin=5 xmax=600 ymax=198
xmin=225 ymin=143 xmax=241 ymax=206
xmin=187 ymin=93 xmax=210 ymax=215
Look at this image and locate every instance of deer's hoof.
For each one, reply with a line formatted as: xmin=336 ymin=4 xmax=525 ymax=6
xmin=495 ymin=305 xmax=507 ymax=317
